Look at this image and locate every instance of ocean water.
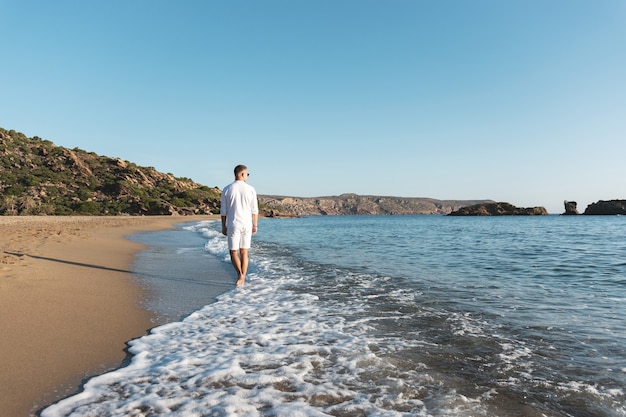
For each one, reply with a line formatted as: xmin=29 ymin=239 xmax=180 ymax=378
xmin=42 ymin=215 xmax=626 ymax=417
xmin=125 ymin=226 xmax=234 ymax=324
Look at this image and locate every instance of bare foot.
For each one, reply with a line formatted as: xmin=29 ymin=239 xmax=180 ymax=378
xmin=236 ymin=275 xmax=245 ymax=287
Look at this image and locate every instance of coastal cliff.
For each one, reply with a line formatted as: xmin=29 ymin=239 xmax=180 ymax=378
xmin=258 ymin=194 xmax=493 ymax=216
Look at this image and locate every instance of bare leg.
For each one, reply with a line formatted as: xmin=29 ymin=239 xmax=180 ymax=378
xmin=239 ymin=248 xmax=249 ymax=286
xmin=229 ymin=249 xmax=244 ymax=286
xmin=229 ymin=248 xmax=249 ymax=286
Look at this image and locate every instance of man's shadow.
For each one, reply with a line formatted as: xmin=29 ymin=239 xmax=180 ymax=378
xmin=4 ymin=251 xmax=134 ymax=274
xmin=3 ymin=251 xmax=232 ymax=287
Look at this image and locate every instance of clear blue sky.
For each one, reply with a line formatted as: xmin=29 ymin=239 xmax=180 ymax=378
xmin=2 ymin=1 xmax=625 ymax=213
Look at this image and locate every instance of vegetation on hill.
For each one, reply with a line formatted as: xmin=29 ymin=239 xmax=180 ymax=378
xmin=1 ymin=127 xmax=500 ymax=218
xmin=0 ymin=128 xmax=221 ymax=216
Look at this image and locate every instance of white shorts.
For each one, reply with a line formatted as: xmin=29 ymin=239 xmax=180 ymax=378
xmin=227 ymin=224 xmax=252 ymax=251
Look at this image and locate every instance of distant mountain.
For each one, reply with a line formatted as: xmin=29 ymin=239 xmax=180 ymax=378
xmin=0 ymin=128 xmax=221 ymax=215
xmin=258 ymin=193 xmax=493 ymax=216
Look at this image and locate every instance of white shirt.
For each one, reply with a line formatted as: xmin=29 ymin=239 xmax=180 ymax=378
xmin=220 ymin=180 xmax=259 ymax=228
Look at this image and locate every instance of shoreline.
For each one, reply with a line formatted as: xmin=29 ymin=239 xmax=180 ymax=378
xmin=0 ymin=215 xmax=219 ymax=417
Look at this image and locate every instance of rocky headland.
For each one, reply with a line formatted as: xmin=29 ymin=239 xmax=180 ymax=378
xmin=258 ymin=194 xmax=493 ymax=217
xmin=448 ymin=202 xmax=548 ymax=216
xmin=583 ymin=200 xmax=626 ymax=215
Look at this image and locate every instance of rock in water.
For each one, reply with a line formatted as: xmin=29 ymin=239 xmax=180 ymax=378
xmin=584 ymin=200 xmax=626 ymax=215
xmin=448 ymin=202 xmax=548 ymax=216
xmin=563 ymin=200 xmax=579 ymax=215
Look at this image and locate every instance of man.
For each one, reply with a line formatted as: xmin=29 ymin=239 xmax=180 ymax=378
xmin=220 ymin=164 xmax=259 ymax=286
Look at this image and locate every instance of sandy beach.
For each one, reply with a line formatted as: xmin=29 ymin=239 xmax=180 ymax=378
xmin=0 ymin=215 xmax=218 ymax=417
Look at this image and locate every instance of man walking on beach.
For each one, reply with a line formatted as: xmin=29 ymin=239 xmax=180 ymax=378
xmin=221 ymin=164 xmax=259 ymax=287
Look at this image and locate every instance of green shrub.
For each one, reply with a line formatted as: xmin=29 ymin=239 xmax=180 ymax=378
xmin=74 ymin=201 xmax=102 ymax=215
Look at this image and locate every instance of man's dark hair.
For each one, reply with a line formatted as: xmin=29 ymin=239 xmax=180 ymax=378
xmin=234 ymin=165 xmax=247 ymax=176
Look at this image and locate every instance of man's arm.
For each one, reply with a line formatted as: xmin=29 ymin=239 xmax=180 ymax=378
xmin=221 ymin=216 xmax=227 ymax=236
xmin=252 ymin=214 xmax=258 ymax=233
xmin=251 ymin=189 xmax=259 ymax=233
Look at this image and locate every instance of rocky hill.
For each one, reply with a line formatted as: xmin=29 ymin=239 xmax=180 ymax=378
xmin=448 ymin=202 xmax=548 ymax=216
xmin=259 ymin=194 xmax=493 ymax=216
xmin=0 ymin=128 xmax=221 ymax=215
xmin=0 ymin=127 xmax=519 ymax=218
